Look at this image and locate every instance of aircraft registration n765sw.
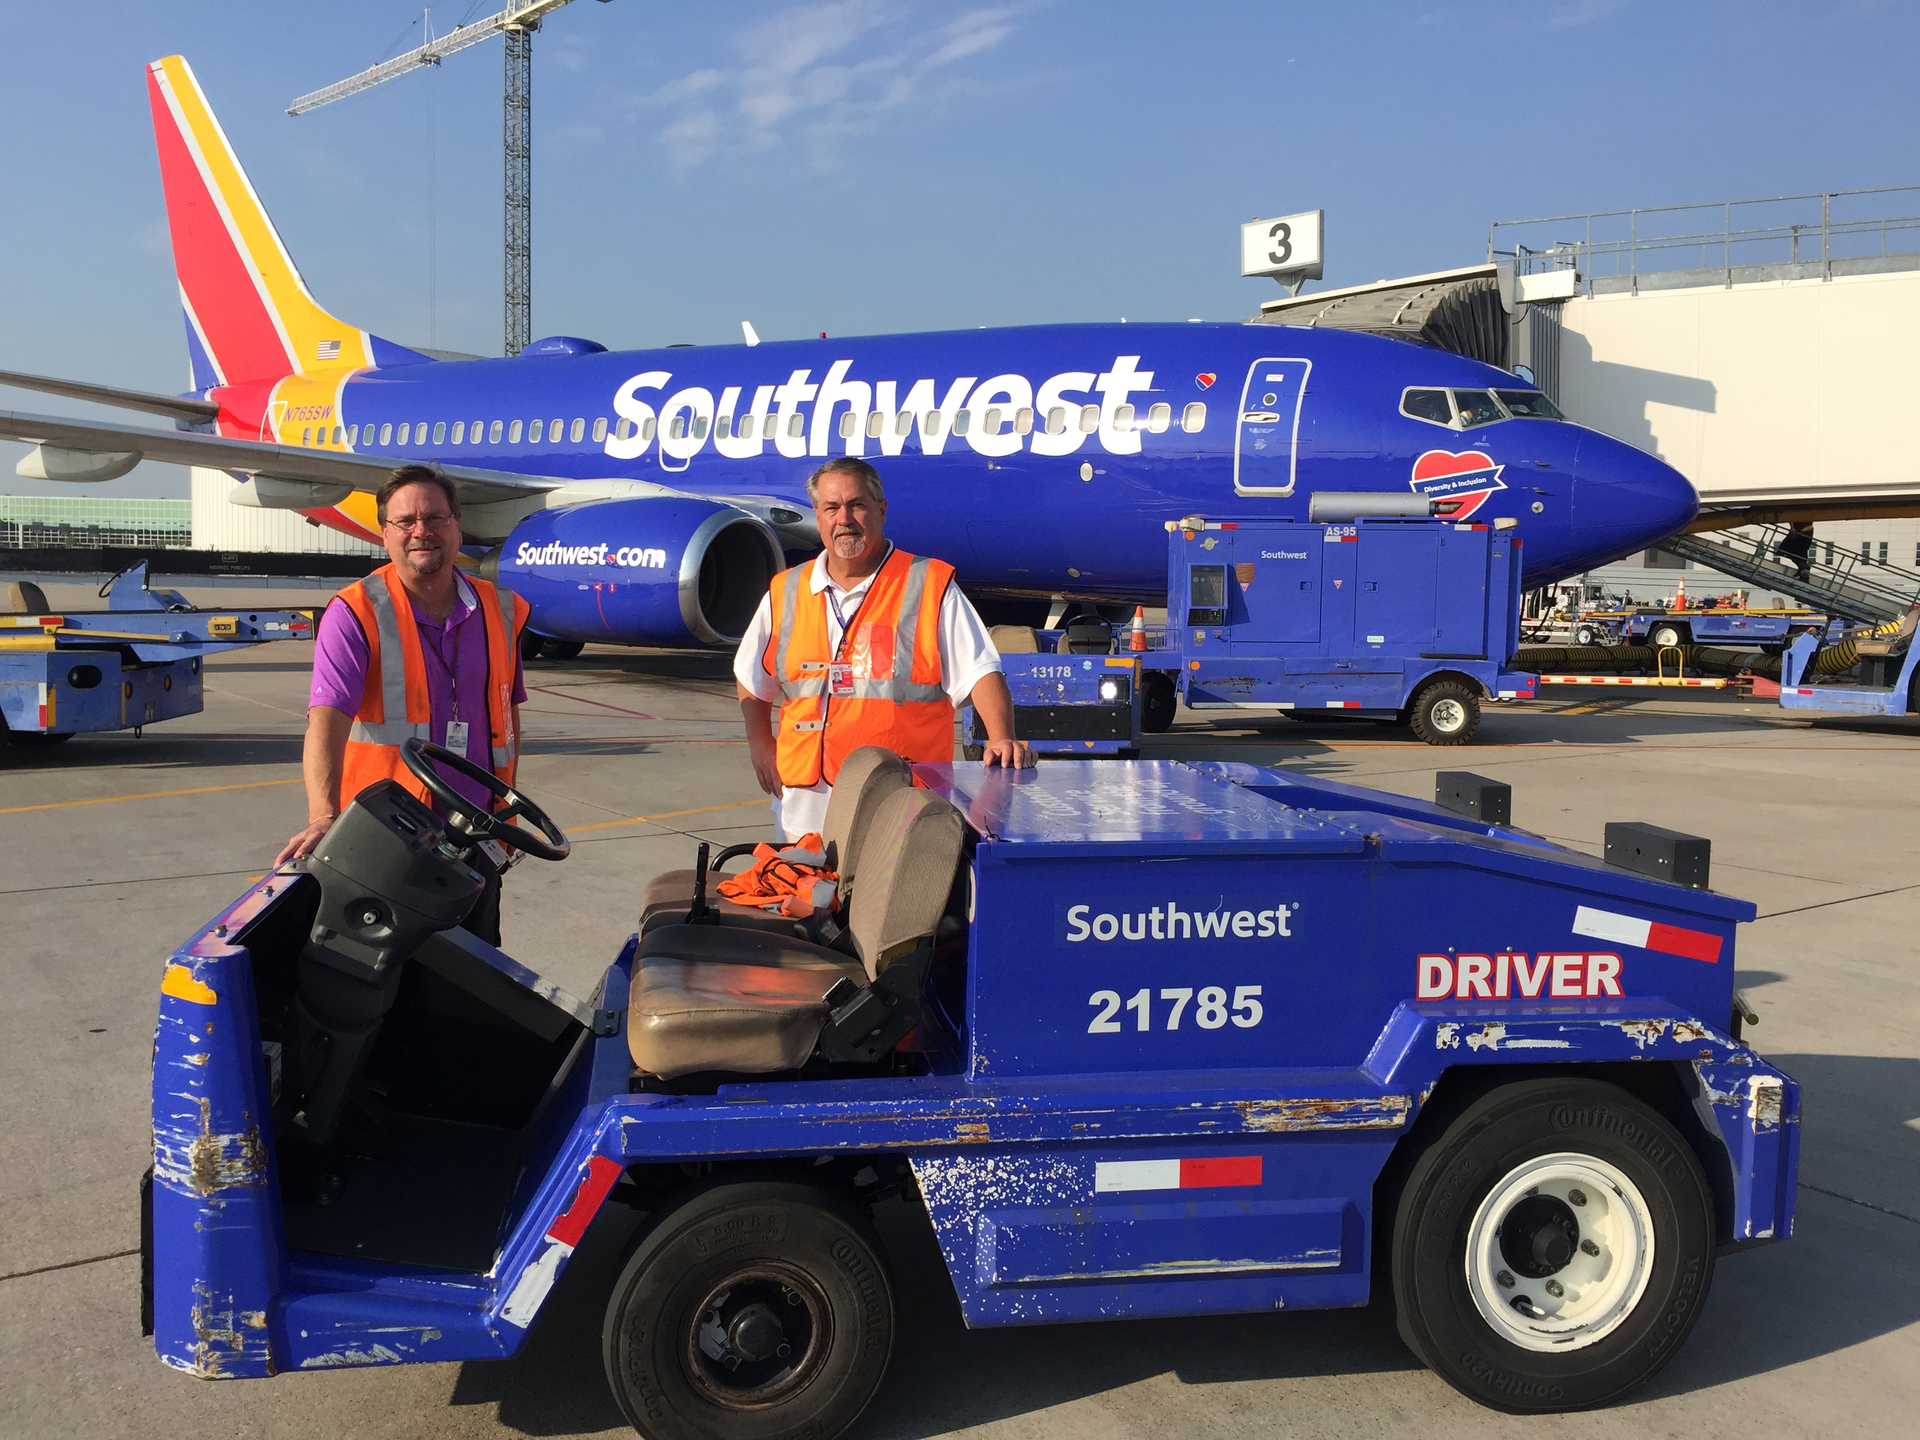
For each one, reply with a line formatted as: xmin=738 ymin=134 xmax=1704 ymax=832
xmin=0 ymin=56 xmax=1698 ymax=650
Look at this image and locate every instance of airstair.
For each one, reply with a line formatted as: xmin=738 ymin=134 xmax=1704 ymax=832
xmin=1663 ymin=523 xmax=1920 ymax=623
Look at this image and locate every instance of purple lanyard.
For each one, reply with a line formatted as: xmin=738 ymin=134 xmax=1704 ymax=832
xmin=826 ymin=585 xmax=868 ymax=660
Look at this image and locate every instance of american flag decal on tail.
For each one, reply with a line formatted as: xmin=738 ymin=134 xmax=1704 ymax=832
xmin=316 ymin=339 xmax=341 ymax=362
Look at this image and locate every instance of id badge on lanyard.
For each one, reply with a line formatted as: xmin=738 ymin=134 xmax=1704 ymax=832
xmin=826 ymin=586 xmax=865 ymax=699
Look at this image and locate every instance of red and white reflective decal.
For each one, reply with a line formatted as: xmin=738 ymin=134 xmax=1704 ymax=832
xmin=1326 ymin=700 xmax=1361 ymax=708
xmin=1573 ymin=905 xmax=1721 ymax=963
xmin=547 ymin=1154 xmax=624 ymax=1246
xmin=1095 ymin=1155 xmax=1262 ymax=1193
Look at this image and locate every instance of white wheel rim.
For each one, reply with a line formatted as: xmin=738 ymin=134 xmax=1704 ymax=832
xmin=1430 ymin=698 xmax=1468 ymax=733
xmin=1465 ymin=1152 xmax=1655 ymax=1353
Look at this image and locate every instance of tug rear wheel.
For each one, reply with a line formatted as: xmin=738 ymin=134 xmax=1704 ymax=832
xmin=1391 ymin=1079 xmax=1715 ymax=1412
xmin=602 ymin=1180 xmax=894 ymax=1440
xmin=1409 ymin=680 xmax=1480 ymax=745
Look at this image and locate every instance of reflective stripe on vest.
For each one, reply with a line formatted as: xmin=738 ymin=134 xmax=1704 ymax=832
xmin=347 ymin=574 xmax=432 ymax=747
xmin=474 ymin=578 xmax=524 ymax=771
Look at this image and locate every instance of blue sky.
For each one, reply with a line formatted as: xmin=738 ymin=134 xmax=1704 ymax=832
xmin=4 ymin=0 xmax=1916 ymax=498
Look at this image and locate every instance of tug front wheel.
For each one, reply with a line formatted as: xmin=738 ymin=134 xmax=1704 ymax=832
xmin=1391 ymin=1079 xmax=1716 ymax=1413
xmin=1140 ymin=670 xmax=1177 ymax=734
xmin=1408 ymin=680 xmax=1480 ymax=745
xmin=602 ymin=1181 xmax=895 ymax=1440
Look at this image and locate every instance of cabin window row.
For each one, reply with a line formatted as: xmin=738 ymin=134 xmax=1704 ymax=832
xmin=299 ymin=417 xmax=613 ymax=447
xmin=302 ymin=402 xmax=1209 ymax=449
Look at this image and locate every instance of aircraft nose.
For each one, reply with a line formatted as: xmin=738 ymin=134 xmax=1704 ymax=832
xmin=1571 ymin=432 xmax=1699 ymax=561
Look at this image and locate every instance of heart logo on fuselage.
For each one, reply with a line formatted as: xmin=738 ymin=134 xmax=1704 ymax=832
xmin=1409 ymin=449 xmax=1508 ymax=521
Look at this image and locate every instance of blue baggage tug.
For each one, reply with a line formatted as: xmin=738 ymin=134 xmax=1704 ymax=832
xmin=147 ymin=741 xmax=1797 ymax=1432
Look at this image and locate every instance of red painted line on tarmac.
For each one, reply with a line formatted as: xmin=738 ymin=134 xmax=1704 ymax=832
xmin=526 ymin=686 xmax=658 ymax=720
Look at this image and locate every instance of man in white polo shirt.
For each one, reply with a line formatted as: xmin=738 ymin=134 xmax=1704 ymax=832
xmin=734 ymin=458 xmax=1032 ymax=839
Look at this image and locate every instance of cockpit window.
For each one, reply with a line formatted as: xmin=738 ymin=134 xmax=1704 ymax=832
xmin=1451 ymin=390 xmax=1506 ymax=428
xmin=1401 ymin=389 xmax=1454 ymax=426
xmin=1493 ymin=389 xmax=1564 ymax=420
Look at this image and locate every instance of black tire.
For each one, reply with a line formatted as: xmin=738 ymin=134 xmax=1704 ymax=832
xmin=602 ymin=1180 xmax=894 ymax=1440
xmin=519 ymin=629 xmax=547 ymax=661
xmin=1391 ymin=1079 xmax=1716 ymax=1413
xmin=543 ymin=639 xmax=586 ymax=660
xmin=1648 ymin=624 xmax=1685 ymax=649
xmin=1408 ymin=680 xmax=1480 ymax=745
xmin=1140 ymin=671 xmax=1177 ymax=734
xmin=1574 ymin=624 xmax=1597 ymax=647
xmin=9 ymin=730 xmax=75 ymax=746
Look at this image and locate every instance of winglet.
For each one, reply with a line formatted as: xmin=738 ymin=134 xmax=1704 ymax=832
xmin=742 ymin=321 xmax=761 ymax=347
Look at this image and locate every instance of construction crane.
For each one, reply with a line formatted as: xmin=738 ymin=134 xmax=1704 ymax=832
xmin=289 ymin=0 xmax=602 ymax=356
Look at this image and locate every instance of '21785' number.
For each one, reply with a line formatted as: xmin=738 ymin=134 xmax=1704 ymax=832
xmin=1088 ymin=985 xmax=1262 ymax=1032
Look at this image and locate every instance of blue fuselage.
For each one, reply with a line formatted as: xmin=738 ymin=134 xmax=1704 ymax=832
xmin=323 ymin=321 xmax=1696 ymax=598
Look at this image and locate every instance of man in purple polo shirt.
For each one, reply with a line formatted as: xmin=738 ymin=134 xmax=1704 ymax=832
xmin=275 ymin=465 xmax=527 ymax=943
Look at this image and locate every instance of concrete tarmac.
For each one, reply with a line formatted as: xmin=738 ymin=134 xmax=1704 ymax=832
xmin=2 ymin=632 xmax=1915 ymax=1440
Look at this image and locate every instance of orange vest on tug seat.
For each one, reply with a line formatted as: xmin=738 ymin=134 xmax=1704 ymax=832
xmin=764 ymin=548 xmax=956 ymax=788
xmin=332 ymin=564 xmax=530 ymax=809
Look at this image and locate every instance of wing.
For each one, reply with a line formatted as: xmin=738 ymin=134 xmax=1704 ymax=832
xmin=0 ymin=407 xmax=561 ymax=508
xmin=0 ymin=368 xmax=219 ymax=424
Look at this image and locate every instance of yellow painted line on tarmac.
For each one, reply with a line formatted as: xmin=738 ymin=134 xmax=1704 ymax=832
xmin=569 ymin=798 xmax=766 ymax=835
xmin=0 ymin=777 xmax=301 ymax=817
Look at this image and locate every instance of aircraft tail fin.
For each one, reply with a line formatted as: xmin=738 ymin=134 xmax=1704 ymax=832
xmin=145 ymin=55 xmax=432 ymax=389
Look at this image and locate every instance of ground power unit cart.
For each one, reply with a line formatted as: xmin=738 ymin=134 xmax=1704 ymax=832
xmin=147 ymin=742 xmax=1796 ymax=1435
xmin=963 ymin=513 xmax=1538 ymax=753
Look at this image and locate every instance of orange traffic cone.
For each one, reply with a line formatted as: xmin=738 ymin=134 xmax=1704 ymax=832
xmin=1129 ymin=605 xmax=1147 ymax=651
xmin=1672 ymin=575 xmax=1687 ymax=611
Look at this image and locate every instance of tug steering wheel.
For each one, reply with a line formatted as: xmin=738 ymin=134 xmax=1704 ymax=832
xmin=400 ymin=736 xmax=571 ymax=862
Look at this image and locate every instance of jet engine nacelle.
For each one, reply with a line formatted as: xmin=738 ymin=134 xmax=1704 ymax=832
xmin=489 ymin=495 xmax=784 ymax=649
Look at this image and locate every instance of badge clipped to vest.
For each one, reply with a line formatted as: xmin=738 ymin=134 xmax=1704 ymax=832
xmin=444 ymin=719 xmax=470 ymax=756
xmin=827 ymin=661 xmax=854 ymax=697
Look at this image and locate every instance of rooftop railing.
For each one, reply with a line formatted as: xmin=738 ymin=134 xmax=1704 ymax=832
xmin=1488 ymin=186 xmax=1920 ymax=291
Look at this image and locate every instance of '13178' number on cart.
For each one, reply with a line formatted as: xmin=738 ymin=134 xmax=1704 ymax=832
xmin=1088 ymin=986 xmax=1262 ymax=1032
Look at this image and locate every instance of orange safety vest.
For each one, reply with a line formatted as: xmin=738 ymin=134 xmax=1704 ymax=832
xmin=333 ymin=564 xmax=530 ymax=810
xmin=764 ymin=548 xmax=956 ymax=787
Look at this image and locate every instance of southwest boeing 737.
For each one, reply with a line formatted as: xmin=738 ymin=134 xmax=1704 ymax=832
xmin=0 ymin=56 xmax=1698 ymax=652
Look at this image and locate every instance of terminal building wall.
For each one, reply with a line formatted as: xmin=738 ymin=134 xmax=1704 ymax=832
xmin=1553 ymin=266 xmax=1920 ymax=536
xmin=190 ymin=467 xmax=381 ymax=557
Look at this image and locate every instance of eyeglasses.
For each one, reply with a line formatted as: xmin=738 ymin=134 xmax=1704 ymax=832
xmin=383 ymin=513 xmax=456 ymax=531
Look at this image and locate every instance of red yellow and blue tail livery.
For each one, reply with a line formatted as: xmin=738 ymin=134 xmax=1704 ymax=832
xmin=1 ymin=55 xmax=1700 ymax=650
